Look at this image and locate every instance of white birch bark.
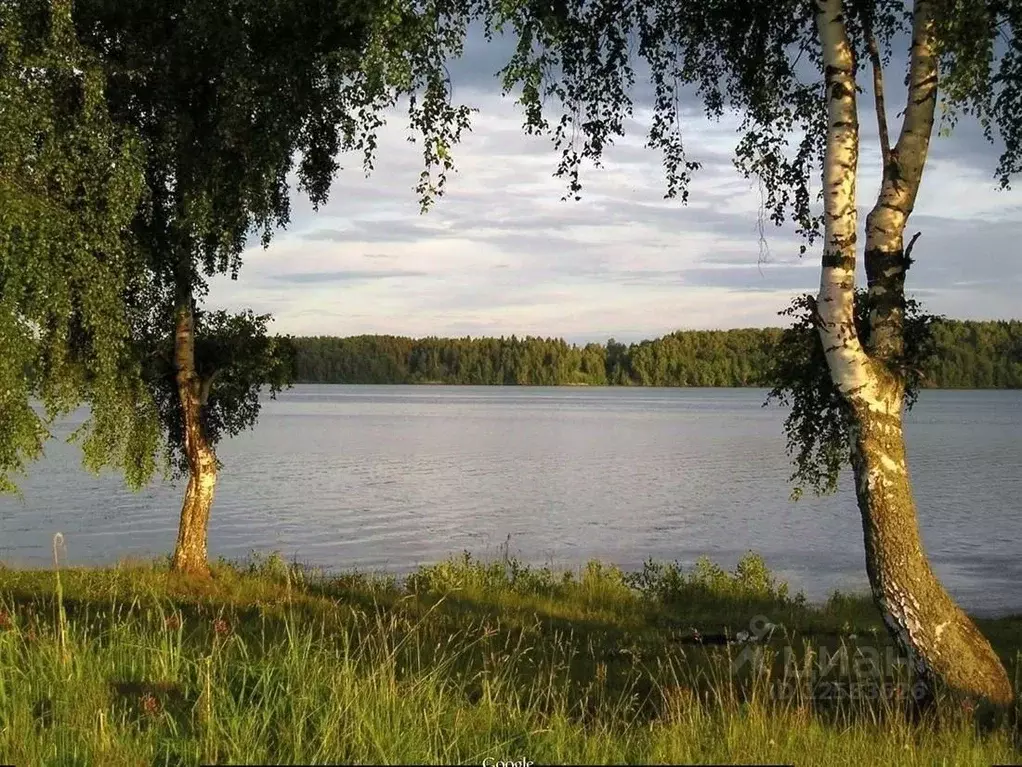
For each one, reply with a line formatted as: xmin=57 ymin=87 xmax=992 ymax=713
xmin=815 ymin=0 xmax=891 ymax=413
xmin=813 ymin=0 xmax=1013 ymax=707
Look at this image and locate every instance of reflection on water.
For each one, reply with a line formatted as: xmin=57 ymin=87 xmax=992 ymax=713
xmin=1 ymin=386 xmax=1019 ymax=615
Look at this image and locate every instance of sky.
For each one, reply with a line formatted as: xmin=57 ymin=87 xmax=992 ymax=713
xmin=206 ymin=28 xmax=1022 ymax=345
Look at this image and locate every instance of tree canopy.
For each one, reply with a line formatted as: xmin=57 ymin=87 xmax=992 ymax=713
xmin=0 ymin=0 xmax=159 ymax=493
xmin=288 ymin=318 xmax=1022 ymax=390
xmin=477 ymin=0 xmax=1022 ymax=217
xmin=26 ymin=0 xmax=487 ymax=572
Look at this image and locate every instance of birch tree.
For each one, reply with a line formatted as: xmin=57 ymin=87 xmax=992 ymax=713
xmin=59 ymin=0 xmax=473 ymax=575
xmin=476 ymin=0 xmax=1020 ymax=705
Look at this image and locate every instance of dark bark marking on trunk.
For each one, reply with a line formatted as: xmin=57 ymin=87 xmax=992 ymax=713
xmin=849 ymin=400 xmax=1014 ymax=707
xmin=821 ymin=254 xmax=856 ymax=270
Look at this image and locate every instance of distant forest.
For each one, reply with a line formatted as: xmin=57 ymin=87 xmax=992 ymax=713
xmin=291 ymin=320 xmax=1022 ymax=388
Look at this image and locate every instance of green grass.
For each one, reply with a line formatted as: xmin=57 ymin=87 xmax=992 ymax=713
xmin=0 ymin=550 xmax=1019 ymax=766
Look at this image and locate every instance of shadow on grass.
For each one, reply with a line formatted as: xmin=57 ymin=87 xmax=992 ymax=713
xmin=3 ymin=552 xmax=1019 ymax=735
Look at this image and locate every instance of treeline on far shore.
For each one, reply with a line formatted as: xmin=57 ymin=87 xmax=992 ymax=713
xmin=290 ymin=319 xmax=1022 ymax=389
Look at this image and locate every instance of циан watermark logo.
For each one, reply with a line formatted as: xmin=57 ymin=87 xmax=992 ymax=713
xmin=728 ymin=614 xmax=928 ymax=701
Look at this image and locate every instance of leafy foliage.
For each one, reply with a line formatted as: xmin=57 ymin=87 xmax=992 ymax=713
xmin=931 ymin=0 xmax=1022 ymax=188
xmin=471 ymin=0 xmax=1022 ymax=511
xmin=626 ymin=552 xmax=797 ymax=605
xmin=287 ymin=319 xmax=1019 ymax=389
xmin=63 ymin=0 xmax=479 ymax=479
xmin=404 ymin=549 xmax=797 ymax=606
xmin=766 ymin=291 xmax=943 ymax=499
xmin=927 ymin=319 xmax=1022 ymax=387
xmin=291 ymin=331 xmax=780 ymax=386
xmin=479 ymin=0 xmax=1022 ymax=234
xmin=0 ymin=0 xmax=159 ymax=493
xmin=74 ymin=0 xmax=475 ymax=298
xmin=475 ymin=0 xmax=846 ymax=245
xmin=139 ymin=308 xmax=295 ymax=475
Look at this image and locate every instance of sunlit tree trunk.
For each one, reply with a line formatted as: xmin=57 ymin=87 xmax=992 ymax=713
xmin=170 ymin=297 xmax=217 ymax=577
xmin=814 ymin=0 xmax=1012 ymax=707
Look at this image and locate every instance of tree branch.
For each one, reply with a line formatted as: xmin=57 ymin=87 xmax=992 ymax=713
xmin=904 ymin=230 xmax=921 ymax=268
xmin=199 ymin=369 xmax=220 ymax=406
xmin=867 ymin=32 xmax=891 ymax=167
xmin=891 ymin=0 xmax=937 ymax=185
xmin=855 ymin=1 xmax=891 ymax=167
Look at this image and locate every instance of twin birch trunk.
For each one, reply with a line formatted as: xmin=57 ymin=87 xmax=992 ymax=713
xmin=170 ymin=300 xmax=218 ymax=577
xmin=814 ymin=0 xmax=1013 ymax=707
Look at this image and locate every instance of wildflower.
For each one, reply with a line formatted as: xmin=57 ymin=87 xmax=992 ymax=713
xmin=139 ymin=692 xmax=161 ymax=717
xmin=0 ymin=610 xmax=11 ymax=630
xmin=212 ymin=617 xmax=231 ymax=637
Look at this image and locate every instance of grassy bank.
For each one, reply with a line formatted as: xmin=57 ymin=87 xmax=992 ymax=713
xmin=0 ymin=551 xmax=1019 ymax=766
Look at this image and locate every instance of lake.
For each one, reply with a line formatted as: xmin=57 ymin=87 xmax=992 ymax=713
xmin=1 ymin=385 xmax=1019 ymax=615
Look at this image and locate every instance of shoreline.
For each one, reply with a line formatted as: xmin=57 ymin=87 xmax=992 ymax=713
xmin=3 ymin=552 xmax=1020 ymax=621
xmin=290 ymin=381 xmax=1022 ymax=390
xmin=2 ymin=552 xmax=1019 ymax=763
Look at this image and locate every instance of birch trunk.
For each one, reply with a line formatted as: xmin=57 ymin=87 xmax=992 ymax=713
xmin=814 ymin=0 xmax=1012 ymax=707
xmin=170 ymin=299 xmax=217 ymax=577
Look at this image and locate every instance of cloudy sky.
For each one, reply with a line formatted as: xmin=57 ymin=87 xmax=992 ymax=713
xmin=207 ymin=29 xmax=1022 ymax=345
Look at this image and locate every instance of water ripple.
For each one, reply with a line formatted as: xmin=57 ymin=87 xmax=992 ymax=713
xmin=1 ymin=386 xmax=1019 ymax=613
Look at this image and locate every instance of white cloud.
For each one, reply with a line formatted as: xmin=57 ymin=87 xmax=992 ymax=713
xmin=207 ymin=76 xmax=1022 ymax=342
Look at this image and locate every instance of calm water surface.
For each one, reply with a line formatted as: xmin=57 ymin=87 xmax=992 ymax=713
xmin=1 ymin=386 xmax=1019 ymax=614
